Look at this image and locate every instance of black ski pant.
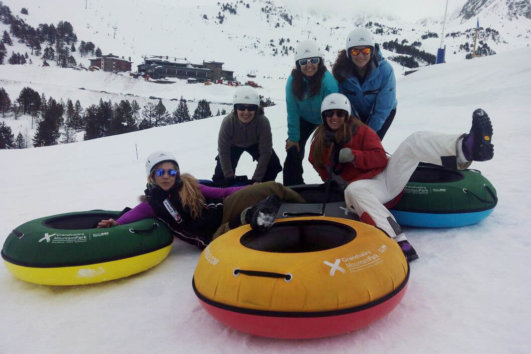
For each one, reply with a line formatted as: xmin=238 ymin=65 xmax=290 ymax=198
xmin=282 ymin=118 xmax=319 ymax=186
xmin=373 ymin=108 xmax=396 ymax=140
xmin=212 ymin=144 xmax=282 ymax=183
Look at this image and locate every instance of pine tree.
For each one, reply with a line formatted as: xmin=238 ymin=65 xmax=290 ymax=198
xmin=108 ymin=100 xmax=137 ymax=135
xmin=0 ymin=87 xmax=11 ymax=116
xmin=83 ymin=105 xmax=100 ymax=140
xmin=171 ymin=97 xmax=190 ymax=123
xmin=65 ymin=99 xmax=75 ymax=128
xmin=95 ymin=99 xmax=113 ymax=135
xmin=2 ymin=30 xmax=12 ymax=46
xmin=42 ymin=46 xmax=55 ymax=61
xmin=95 ymin=47 xmax=102 ymax=57
xmin=131 ymin=100 xmax=141 ymax=125
xmin=17 ymin=87 xmax=41 ymax=115
xmin=15 ymin=132 xmax=25 ymax=148
xmin=64 ymin=99 xmax=82 ymax=129
xmin=33 ymin=97 xmax=63 ymax=146
xmin=61 ymin=125 xmax=76 ymax=144
xmin=139 ymin=103 xmax=154 ymax=129
xmin=71 ymin=100 xmax=84 ymax=130
xmin=0 ymin=121 xmax=14 ymax=148
xmin=193 ymin=99 xmax=212 ymax=120
xmin=153 ymin=99 xmax=170 ymax=126
xmin=55 ymin=41 xmax=69 ymax=67
xmin=140 ymin=101 xmax=169 ymax=129
xmin=0 ymin=42 xmax=6 ymax=64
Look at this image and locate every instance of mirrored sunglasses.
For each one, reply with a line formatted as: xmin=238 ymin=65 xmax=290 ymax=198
xmin=323 ymin=109 xmax=348 ymax=118
xmin=235 ymin=104 xmax=258 ymax=112
xmin=350 ymin=47 xmax=372 ymax=57
xmin=298 ymin=57 xmax=320 ymax=66
xmin=154 ymin=168 xmax=178 ymax=177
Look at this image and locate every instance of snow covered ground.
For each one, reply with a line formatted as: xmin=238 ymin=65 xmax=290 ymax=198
xmin=1 ymin=46 xmax=530 ymax=353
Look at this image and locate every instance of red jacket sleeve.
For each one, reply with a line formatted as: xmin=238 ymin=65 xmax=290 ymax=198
xmin=349 ymin=126 xmax=388 ymax=170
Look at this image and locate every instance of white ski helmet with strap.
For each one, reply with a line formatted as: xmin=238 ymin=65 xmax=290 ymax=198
xmin=346 ymin=28 xmax=374 ymax=56
xmin=233 ymin=86 xmax=260 ymax=107
xmin=321 ymin=93 xmax=351 ymax=120
xmin=145 ymin=151 xmax=179 ymax=176
xmin=294 ymin=40 xmax=322 ymax=62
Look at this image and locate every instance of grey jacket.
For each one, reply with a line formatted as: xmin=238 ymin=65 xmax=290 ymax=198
xmin=217 ymin=111 xmax=273 ymax=181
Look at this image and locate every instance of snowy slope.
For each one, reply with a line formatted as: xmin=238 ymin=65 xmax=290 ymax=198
xmin=0 ymin=47 xmax=530 ymax=354
xmin=2 ymin=0 xmax=529 ymax=79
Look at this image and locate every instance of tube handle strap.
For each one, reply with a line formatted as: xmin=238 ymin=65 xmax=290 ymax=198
xmin=233 ymin=268 xmax=292 ymax=281
xmin=129 ymin=222 xmax=159 ymax=234
xmin=462 ymin=185 xmax=498 ymax=205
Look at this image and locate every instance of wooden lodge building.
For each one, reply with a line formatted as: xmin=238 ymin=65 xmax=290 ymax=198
xmin=89 ymin=54 xmax=132 ymax=72
xmin=137 ymin=56 xmax=234 ymax=81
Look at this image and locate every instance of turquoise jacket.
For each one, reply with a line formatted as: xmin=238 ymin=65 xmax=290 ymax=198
xmin=338 ymin=47 xmax=397 ymax=133
xmin=285 ymin=70 xmax=338 ymax=142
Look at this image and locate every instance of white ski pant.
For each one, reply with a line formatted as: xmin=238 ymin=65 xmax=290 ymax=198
xmin=344 ymin=131 xmax=465 ymax=239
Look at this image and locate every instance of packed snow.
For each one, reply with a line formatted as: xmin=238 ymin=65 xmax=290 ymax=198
xmin=1 ymin=41 xmax=530 ymax=353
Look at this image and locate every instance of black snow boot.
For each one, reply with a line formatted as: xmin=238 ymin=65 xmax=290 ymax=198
xmin=245 ymin=194 xmax=282 ymax=232
xmin=398 ymin=240 xmax=419 ymax=262
xmin=462 ymin=108 xmax=494 ymax=161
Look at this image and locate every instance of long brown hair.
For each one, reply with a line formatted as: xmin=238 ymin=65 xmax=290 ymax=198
xmin=148 ymin=166 xmax=205 ymax=219
xmin=332 ymin=49 xmax=356 ymax=83
xmin=291 ymin=61 xmax=327 ymax=100
xmin=311 ymin=116 xmax=362 ymax=170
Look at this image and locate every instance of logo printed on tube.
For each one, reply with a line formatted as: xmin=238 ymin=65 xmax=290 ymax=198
xmin=324 ymin=259 xmax=346 ymax=276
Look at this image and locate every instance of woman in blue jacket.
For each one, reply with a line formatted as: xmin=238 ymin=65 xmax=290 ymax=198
xmin=332 ymin=28 xmax=397 ymax=140
xmin=283 ymin=39 xmax=339 ymax=186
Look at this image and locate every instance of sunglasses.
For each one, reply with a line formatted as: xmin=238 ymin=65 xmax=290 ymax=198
xmin=323 ymin=109 xmax=348 ymax=118
xmin=154 ymin=168 xmax=178 ymax=177
xmin=235 ymin=104 xmax=258 ymax=112
xmin=350 ymin=47 xmax=372 ymax=56
xmin=298 ymin=57 xmax=320 ymax=66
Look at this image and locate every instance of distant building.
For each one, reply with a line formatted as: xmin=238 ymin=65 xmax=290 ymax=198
xmin=137 ymin=56 xmax=234 ymax=81
xmin=89 ymin=54 xmax=132 ymax=72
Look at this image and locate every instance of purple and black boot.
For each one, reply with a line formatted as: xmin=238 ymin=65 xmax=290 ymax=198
xmin=462 ymin=108 xmax=494 ymax=161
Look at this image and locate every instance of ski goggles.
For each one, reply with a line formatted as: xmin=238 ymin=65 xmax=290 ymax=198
xmin=322 ymin=109 xmax=348 ymax=119
xmin=298 ymin=57 xmax=320 ymax=66
xmin=154 ymin=168 xmax=178 ymax=177
xmin=349 ymin=47 xmax=372 ymax=57
xmin=235 ymin=104 xmax=258 ymax=112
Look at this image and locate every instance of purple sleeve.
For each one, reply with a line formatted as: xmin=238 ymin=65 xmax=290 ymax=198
xmin=199 ymin=184 xmax=245 ymax=199
xmin=116 ymin=202 xmax=156 ymax=225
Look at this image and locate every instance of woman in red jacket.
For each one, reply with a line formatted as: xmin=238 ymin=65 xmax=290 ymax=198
xmin=309 ymin=93 xmax=494 ymax=261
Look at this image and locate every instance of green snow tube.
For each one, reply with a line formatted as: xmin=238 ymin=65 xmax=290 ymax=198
xmin=390 ymin=165 xmax=497 ymax=227
xmin=2 ymin=210 xmax=173 ymax=285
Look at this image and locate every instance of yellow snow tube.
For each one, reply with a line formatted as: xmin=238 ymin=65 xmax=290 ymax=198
xmin=193 ymin=216 xmax=409 ymax=338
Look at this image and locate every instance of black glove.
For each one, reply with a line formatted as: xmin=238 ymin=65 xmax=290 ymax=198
xmin=145 ymin=185 xmax=170 ymax=203
xmin=234 ymin=175 xmax=250 ymax=184
xmin=223 ymin=176 xmax=236 ymax=187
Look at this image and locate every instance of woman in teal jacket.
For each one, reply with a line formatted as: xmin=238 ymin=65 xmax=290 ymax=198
xmin=283 ymin=39 xmax=338 ymax=186
xmin=332 ymin=28 xmax=397 ymax=140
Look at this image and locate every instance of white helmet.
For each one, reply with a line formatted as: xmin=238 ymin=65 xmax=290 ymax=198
xmin=294 ymin=40 xmax=322 ymax=62
xmin=346 ymin=28 xmax=374 ymax=53
xmin=233 ymin=86 xmax=260 ymax=107
xmin=320 ymin=93 xmax=351 ymax=118
xmin=145 ymin=151 xmax=179 ymax=176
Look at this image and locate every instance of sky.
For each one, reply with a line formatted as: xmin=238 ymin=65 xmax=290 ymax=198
xmin=282 ymin=0 xmax=468 ymax=22
xmin=1 ymin=45 xmax=531 ymax=353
